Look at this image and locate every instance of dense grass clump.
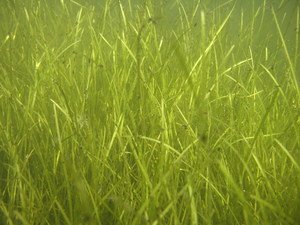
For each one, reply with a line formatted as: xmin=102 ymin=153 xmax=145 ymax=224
xmin=0 ymin=0 xmax=300 ymax=224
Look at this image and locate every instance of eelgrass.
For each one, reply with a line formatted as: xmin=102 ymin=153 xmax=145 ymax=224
xmin=0 ymin=0 xmax=300 ymax=224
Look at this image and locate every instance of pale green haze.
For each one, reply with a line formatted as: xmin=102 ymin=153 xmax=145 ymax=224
xmin=0 ymin=0 xmax=300 ymax=224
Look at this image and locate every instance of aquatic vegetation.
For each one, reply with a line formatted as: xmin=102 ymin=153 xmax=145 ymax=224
xmin=0 ymin=0 xmax=299 ymax=224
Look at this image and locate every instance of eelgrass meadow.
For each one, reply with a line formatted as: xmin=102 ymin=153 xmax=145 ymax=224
xmin=1 ymin=0 xmax=300 ymax=224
